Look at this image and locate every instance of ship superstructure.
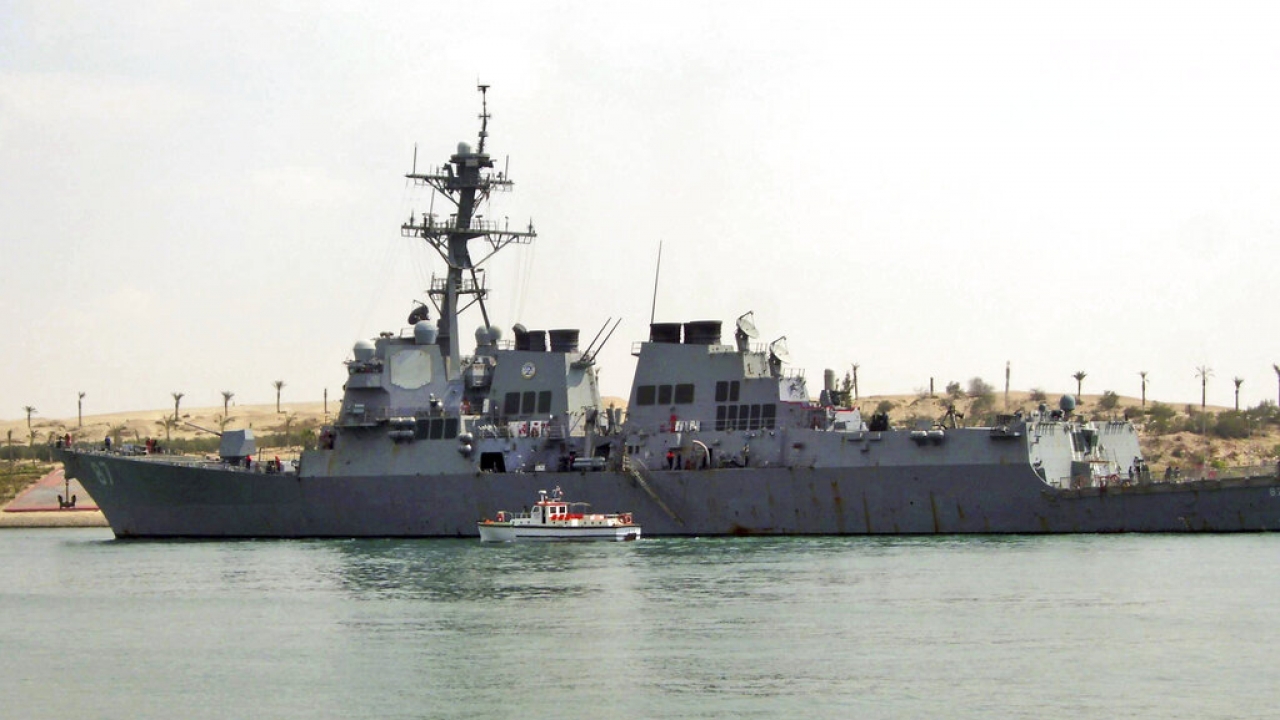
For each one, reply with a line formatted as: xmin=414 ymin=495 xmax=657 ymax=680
xmin=317 ymin=86 xmax=610 ymax=479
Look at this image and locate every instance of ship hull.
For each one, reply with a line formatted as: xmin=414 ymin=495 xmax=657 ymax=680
xmin=60 ymin=451 xmax=1280 ymax=538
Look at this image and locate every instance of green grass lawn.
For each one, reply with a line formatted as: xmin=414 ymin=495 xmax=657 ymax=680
xmin=0 ymin=463 xmax=52 ymax=505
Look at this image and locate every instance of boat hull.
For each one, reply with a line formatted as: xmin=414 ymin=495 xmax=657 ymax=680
xmin=477 ymin=523 xmax=640 ymax=542
xmin=60 ymin=450 xmax=1280 ymax=538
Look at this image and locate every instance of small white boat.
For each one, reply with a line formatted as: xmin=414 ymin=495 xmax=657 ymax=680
xmin=478 ymin=487 xmax=641 ymax=542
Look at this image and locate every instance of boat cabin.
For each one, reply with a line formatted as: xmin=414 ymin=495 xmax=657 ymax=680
xmin=531 ymin=487 xmax=578 ymax=522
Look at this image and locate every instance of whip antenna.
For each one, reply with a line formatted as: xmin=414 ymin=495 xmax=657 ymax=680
xmin=649 ymin=241 xmax=663 ymax=325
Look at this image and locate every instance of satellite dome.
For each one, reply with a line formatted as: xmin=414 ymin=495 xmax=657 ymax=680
xmin=1058 ymin=394 xmax=1077 ymax=412
xmin=353 ymin=340 xmax=375 ymax=362
xmin=414 ymin=321 xmax=438 ymax=345
xmin=457 ymin=142 xmax=472 ymax=155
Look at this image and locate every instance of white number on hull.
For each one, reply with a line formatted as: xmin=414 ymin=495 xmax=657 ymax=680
xmin=91 ymin=462 xmax=113 ymax=487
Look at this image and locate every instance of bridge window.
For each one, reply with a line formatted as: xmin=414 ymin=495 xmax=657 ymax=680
xmin=637 ymin=385 xmax=656 ymax=406
xmin=521 ymin=391 xmax=536 ymax=414
xmin=537 ymin=391 xmax=552 ymax=413
xmin=503 ymin=392 xmax=520 ymax=416
xmin=716 ymin=405 xmax=726 ymax=431
xmin=415 ymin=417 xmax=461 ymax=440
xmin=674 ymin=383 xmax=694 ymax=404
xmin=658 ymin=385 xmax=673 ymax=405
xmin=762 ymin=404 xmax=776 ymax=429
xmin=749 ymin=404 xmax=761 ymax=430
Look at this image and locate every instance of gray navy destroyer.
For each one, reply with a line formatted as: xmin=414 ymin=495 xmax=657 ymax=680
xmin=60 ymin=88 xmax=1280 ymax=537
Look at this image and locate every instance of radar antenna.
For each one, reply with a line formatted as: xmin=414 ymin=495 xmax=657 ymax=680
xmin=768 ymin=336 xmax=791 ymax=369
xmin=401 ymin=85 xmax=536 ymax=372
xmin=477 ymin=83 xmax=490 ymax=154
xmin=735 ymin=311 xmax=758 ymax=352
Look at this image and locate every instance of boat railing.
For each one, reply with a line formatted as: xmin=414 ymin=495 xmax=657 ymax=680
xmin=429 ymin=275 xmax=486 ymax=293
xmin=631 ymin=340 xmax=776 ymax=356
xmin=708 ymin=342 xmax=767 ymax=354
xmin=401 ymin=212 xmax=528 ymax=237
xmin=469 ymin=422 xmax=511 ymax=439
xmin=466 ymin=419 xmax=571 ymax=440
xmin=339 ymin=406 xmax=448 ymax=426
xmin=1176 ymin=463 xmax=1279 ymax=481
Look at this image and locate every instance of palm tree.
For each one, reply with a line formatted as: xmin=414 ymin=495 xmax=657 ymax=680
xmin=850 ymin=364 xmax=860 ymax=400
xmin=171 ymin=392 xmax=184 ymax=422
xmin=1273 ymin=363 xmax=1279 ymax=406
xmin=1004 ymin=361 xmax=1011 ymax=408
xmin=1072 ymin=371 xmax=1087 ymax=398
xmin=1195 ymin=365 xmax=1212 ymax=413
xmin=78 ymin=391 xmax=86 ymax=428
xmin=1233 ymin=377 xmax=1244 ymax=411
xmin=1138 ymin=371 xmax=1148 ymax=408
xmin=156 ymin=416 xmax=179 ymax=443
xmin=23 ymin=406 xmax=36 ymax=447
xmin=273 ymin=380 xmax=286 ymax=413
xmin=222 ymin=390 xmax=235 ymax=418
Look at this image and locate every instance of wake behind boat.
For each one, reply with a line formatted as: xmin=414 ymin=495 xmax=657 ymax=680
xmin=478 ymin=487 xmax=641 ymax=542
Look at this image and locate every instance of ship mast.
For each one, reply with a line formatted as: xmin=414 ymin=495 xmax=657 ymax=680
xmin=401 ymin=85 xmax=536 ymax=372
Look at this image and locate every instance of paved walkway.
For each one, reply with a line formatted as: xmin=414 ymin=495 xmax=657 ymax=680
xmin=1 ymin=466 xmax=108 ymax=528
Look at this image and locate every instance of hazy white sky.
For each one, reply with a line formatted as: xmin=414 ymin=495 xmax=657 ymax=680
xmin=3 ymin=0 xmax=1279 ymax=421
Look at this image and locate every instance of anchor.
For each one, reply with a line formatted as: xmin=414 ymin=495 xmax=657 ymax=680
xmin=58 ymin=472 xmax=76 ymax=509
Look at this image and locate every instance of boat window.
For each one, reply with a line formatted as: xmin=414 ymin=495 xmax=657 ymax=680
xmin=762 ymin=404 xmax=777 ymax=429
xmin=521 ymin=391 xmax=536 ymax=414
xmin=444 ymin=417 xmax=459 ymax=439
xmin=715 ymin=381 xmax=728 ymax=402
xmin=729 ymin=381 xmax=740 ymax=402
xmin=637 ymin=385 xmax=656 ymax=406
xmin=727 ymin=404 xmax=739 ymax=429
xmin=537 ymin=391 xmax=552 ymax=414
xmin=749 ymin=404 xmax=761 ymax=430
xmin=503 ymin=392 xmax=521 ymax=416
xmin=429 ymin=418 xmax=444 ymax=439
xmin=716 ymin=405 xmax=726 ymax=431
xmin=674 ymin=383 xmax=694 ymax=404
xmin=658 ymin=384 xmax=673 ymax=405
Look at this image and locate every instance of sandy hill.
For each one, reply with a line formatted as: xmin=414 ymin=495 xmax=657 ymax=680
xmin=1 ymin=402 xmax=328 ymax=448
